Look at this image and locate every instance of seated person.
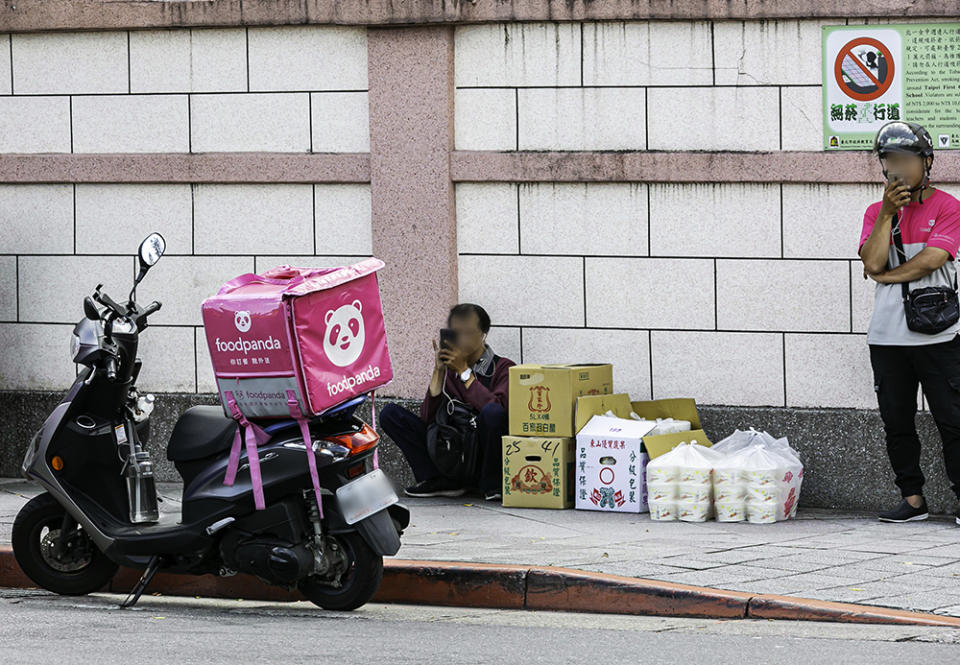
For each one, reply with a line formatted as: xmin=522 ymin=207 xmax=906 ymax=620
xmin=379 ymin=303 xmax=515 ymax=500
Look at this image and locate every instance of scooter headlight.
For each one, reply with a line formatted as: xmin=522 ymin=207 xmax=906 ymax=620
xmin=70 ymin=333 xmax=80 ymax=361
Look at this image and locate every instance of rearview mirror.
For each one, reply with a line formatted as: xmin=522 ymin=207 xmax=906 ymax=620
xmin=138 ymin=233 xmax=165 ymax=269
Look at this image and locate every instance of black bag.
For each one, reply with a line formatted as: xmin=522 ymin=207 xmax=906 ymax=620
xmin=426 ymin=398 xmax=481 ymax=484
xmin=425 ymin=354 xmax=501 ymax=483
xmin=892 ymin=211 xmax=960 ymax=334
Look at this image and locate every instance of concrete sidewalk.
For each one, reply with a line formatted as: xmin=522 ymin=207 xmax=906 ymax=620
xmin=2 ymin=479 xmax=959 ymax=617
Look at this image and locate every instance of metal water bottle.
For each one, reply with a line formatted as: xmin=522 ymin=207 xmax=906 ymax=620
xmin=125 ymin=450 xmax=159 ymax=523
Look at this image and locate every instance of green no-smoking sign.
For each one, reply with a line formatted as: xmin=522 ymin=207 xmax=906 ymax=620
xmin=823 ymin=23 xmax=960 ymax=150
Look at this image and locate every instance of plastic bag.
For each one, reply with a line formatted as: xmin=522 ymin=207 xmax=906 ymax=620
xmin=747 ymin=430 xmax=803 ymax=519
xmin=630 ymin=414 xmax=691 ymax=436
xmin=737 ymin=446 xmax=789 ymax=523
xmin=712 ymin=428 xmax=803 ymax=522
xmin=646 ymin=440 xmax=715 ymax=522
xmin=715 ymin=499 xmax=746 ymax=522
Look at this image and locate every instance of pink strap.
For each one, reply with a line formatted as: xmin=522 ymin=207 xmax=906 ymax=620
xmin=370 ymin=390 xmax=379 ymax=470
xmin=287 ymin=390 xmax=324 ymax=519
xmin=223 ymin=390 xmax=270 ymax=510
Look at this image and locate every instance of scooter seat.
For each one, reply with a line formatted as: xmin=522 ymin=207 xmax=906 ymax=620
xmin=167 ymin=405 xmax=238 ymax=462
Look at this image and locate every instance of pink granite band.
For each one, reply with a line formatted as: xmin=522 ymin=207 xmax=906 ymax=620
xmin=1 ymin=0 xmax=954 ymax=33
xmin=450 ymin=151 xmax=960 ymax=184
xmin=0 ymin=153 xmax=370 ymax=183
xmin=2 ymin=151 xmax=957 ymax=185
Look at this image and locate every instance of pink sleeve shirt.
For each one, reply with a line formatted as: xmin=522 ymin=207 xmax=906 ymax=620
xmin=858 ymin=188 xmax=960 ymax=346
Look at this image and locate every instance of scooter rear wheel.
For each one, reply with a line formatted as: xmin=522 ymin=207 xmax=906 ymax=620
xmin=298 ymin=532 xmax=383 ymax=611
xmin=12 ymin=492 xmax=119 ymax=595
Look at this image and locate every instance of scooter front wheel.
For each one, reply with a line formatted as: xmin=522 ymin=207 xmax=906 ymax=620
xmin=298 ymin=532 xmax=383 ymax=611
xmin=12 ymin=492 xmax=118 ymax=595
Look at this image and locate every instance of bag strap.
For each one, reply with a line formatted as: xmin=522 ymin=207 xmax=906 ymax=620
xmin=890 ymin=211 xmax=914 ymax=305
xmin=286 ymin=390 xmax=324 ymax=520
xmin=892 ymin=211 xmax=959 ymax=293
xmin=370 ymin=390 xmax=379 ymax=470
xmin=222 ymin=390 xmax=271 ymax=511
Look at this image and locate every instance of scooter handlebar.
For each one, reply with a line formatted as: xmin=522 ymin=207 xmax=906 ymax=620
xmin=142 ymin=301 xmax=162 ymax=317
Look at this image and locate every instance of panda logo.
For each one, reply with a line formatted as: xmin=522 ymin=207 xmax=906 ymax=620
xmin=234 ymin=310 xmax=252 ymax=333
xmin=323 ymin=300 xmax=366 ymax=367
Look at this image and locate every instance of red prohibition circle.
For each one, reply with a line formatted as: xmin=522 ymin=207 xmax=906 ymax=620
xmin=834 ymin=36 xmax=895 ymax=102
xmin=599 ymin=466 xmax=615 ymax=485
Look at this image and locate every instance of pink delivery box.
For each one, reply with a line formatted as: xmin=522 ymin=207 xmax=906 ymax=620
xmin=201 ymin=259 xmax=393 ymax=419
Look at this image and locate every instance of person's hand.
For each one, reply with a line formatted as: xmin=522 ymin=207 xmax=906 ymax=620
xmin=867 ymin=270 xmax=893 ymax=284
xmin=880 ymin=176 xmax=912 ymax=216
xmin=438 ymin=341 xmax=469 ymax=374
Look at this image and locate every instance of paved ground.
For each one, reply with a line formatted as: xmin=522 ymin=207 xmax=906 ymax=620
xmin=3 ymin=479 xmax=960 ymax=617
xmin=0 ymin=590 xmax=958 ymax=664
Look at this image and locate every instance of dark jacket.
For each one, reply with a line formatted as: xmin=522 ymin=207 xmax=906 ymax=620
xmin=419 ymin=346 xmax=515 ymax=423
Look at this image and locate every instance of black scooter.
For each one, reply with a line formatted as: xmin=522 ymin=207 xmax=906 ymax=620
xmin=13 ymin=233 xmax=409 ymax=610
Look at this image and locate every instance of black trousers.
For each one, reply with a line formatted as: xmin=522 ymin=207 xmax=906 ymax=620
xmin=870 ymin=334 xmax=960 ymax=501
xmin=379 ymin=402 xmax=507 ymax=492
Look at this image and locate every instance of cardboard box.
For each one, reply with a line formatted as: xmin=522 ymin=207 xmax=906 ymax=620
xmin=575 ymin=415 xmax=656 ymax=513
xmin=574 ymin=393 xmax=633 ymax=435
xmin=502 ymin=436 xmax=575 ymax=509
xmin=631 ymin=398 xmax=712 ymax=459
xmin=509 ymin=364 xmax=613 ymax=437
xmin=642 ymin=429 xmax=714 ymax=459
xmin=630 ymin=398 xmax=701 ymax=428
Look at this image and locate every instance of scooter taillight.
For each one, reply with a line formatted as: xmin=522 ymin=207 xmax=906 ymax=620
xmin=326 ymin=424 xmax=379 ymax=455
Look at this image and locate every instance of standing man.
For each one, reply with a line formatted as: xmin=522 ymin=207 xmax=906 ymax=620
xmin=379 ymin=304 xmax=515 ymax=500
xmin=859 ymin=121 xmax=960 ymax=524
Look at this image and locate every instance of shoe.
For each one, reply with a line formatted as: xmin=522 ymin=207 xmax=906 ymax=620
xmin=403 ymin=478 xmax=466 ymax=498
xmin=483 ymin=490 xmax=502 ymax=501
xmin=878 ymin=498 xmax=928 ymax=523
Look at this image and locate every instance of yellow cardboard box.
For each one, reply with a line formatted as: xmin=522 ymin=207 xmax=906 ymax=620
xmin=574 ymin=393 xmax=633 ymax=434
xmin=630 ymin=398 xmax=701 ymax=429
xmin=631 ymin=397 xmax=710 ymax=459
xmin=509 ymin=364 xmax=613 ymax=438
xmin=502 ymin=436 xmax=575 ymax=509
xmin=642 ymin=429 xmax=713 ymax=459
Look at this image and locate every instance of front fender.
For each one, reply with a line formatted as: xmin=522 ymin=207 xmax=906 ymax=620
xmin=323 ymin=496 xmax=404 ymax=557
xmin=354 ymin=508 xmax=402 ymax=557
xmin=387 ymin=502 xmax=410 ymax=532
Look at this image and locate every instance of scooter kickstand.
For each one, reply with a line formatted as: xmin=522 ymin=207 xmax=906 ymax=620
xmin=119 ymin=555 xmax=161 ymax=609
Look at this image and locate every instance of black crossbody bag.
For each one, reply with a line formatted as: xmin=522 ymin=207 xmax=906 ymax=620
xmin=425 ymin=356 xmax=500 ymax=484
xmin=891 ymin=211 xmax=960 ymax=334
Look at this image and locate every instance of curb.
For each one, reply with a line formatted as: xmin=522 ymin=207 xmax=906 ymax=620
xmin=2 ymin=546 xmax=959 ymax=627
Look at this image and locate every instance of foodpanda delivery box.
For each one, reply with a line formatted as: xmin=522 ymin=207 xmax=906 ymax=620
xmin=200 ymin=259 xmax=393 ymax=510
xmin=202 ymin=259 xmax=393 ymax=419
xmin=575 ymin=415 xmax=656 ymax=513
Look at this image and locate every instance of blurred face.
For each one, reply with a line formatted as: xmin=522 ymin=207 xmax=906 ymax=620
xmin=881 ymin=152 xmax=928 ymax=189
xmin=448 ymin=310 xmax=485 ymax=355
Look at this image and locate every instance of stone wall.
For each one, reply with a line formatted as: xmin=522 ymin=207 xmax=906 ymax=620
xmin=2 ymin=3 xmax=959 ymax=511
xmin=3 ymin=390 xmax=954 ymax=512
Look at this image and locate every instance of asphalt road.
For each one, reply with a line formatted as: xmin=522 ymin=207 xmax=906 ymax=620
xmin=0 ymin=588 xmax=958 ymax=665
